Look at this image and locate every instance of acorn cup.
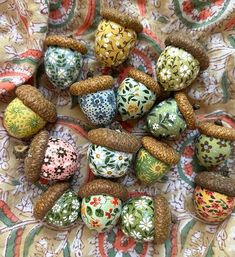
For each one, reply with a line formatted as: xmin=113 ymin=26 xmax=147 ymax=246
xmin=78 ymin=179 xmax=128 ymax=233
xmin=87 ymin=128 xmax=141 ymax=178
xmin=121 ymin=195 xmax=172 ymax=244
xmin=3 ymin=85 xmax=57 ymax=139
xmin=195 ymin=121 xmax=235 ymax=168
xmin=146 ymin=91 xmax=196 ymax=140
xmin=135 ymin=136 xmax=180 ymax=185
xmin=156 ymin=33 xmax=209 ymax=91
xmin=24 ymin=130 xmax=78 ymax=184
xmin=44 ymin=35 xmax=87 ymax=90
xmin=69 ymin=75 xmax=117 ymax=126
xmin=34 ymin=182 xmax=81 ymax=229
xmin=94 ymin=8 xmax=143 ymax=67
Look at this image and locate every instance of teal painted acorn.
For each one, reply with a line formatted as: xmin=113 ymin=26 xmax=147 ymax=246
xmin=44 ymin=35 xmax=87 ymax=90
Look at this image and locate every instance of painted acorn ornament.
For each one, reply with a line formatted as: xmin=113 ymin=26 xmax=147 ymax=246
xmin=24 ymin=130 xmax=78 ymax=183
xmin=135 ymin=136 xmax=180 ymax=185
xmin=78 ymin=179 xmax=128 ymax=232
xmin=34 ymin=182 xmax=81 ymax=229
xmin=195 ymin=121 xmax=235 ymax=168
xmin=146 ymin=91 xmax=196 ymax=140
xmin=70 ymin=76 xmax=117 ymax=126
xmin=121 ymin=195 xmax=171 ymax=243
xmin=94 ymin=8 xmax=143 ymax=67
xmin=87 ymin=128 xmax=140 ymax=178
xmin=44 ymin=35 xmax=87 ymax=90
xmin=193 ymin=172 xmax=235 ymax=223
xmin=3 ymin=85 xmax=57 ymax=139
xmin=156 ymin=33 xmax=209 ymax=91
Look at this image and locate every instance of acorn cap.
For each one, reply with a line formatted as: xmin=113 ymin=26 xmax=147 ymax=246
xmin=142 ymin=136 xmax=180 ymax=165
xmin=197 ymin=121 xmax=235 ymax=141
xmin=174 ymin=91 xmax=196 ymax=130
xmin=34 ymin=182 xmax=70 ymax=220
xmin=44 ymin=35 xmax=87 ymax=55
xmin=165 ymin=33 xmax=209 ymax=70
xmin=128 ymin=69 xmax=162 ymax=95
xmin=16 ymin=85 xmax=57 ymax=123
xmin=153 ymin=195 xmax=172 ymax=244
xmin=101 ymin=8 xmax=143 ymax=33
xmin=24 ymin=130 xmax=49 ymax=183
xmin=78 ymin=179 xmax=128 ymax=201
xmin=88 ymin=128 xmax=141 ymax=153
xmin=195 ymin=172 xmax=235 ymax=197
xmin=69 ymin=75 xmax=114 ymax=96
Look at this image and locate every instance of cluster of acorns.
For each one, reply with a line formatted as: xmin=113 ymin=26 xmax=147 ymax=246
xmin=3 ymin=8 xmax=235 ymax=243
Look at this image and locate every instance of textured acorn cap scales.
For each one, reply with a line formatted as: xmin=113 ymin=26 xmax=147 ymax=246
xmin=45 ymin=35 xmax=87 ymax=55
xmin=24 ymin=130 xmax=49 ymax=183
xmin=34 ymin=182 xmax=70 ymax=220
xmin=195 ymin=172 xmax=235 ymax=197
xmin=174 ymin=91 xmax=196 ymax=130
xmin=88 ymin=128 xmax=141 ymax=153
xmin=78 ymin=179 xmax=128 ymax=201
xmin=101 ymin=8 xmax=143 ymax=33
xmin=165 ymin=33 xmax=209 ymax=70
xmin=142 ymin=136 xmax=180 ymax=165
xmin=16 ymin=85 xmax=57 ymax=122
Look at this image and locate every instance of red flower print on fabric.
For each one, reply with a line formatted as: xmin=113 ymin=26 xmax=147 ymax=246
xmin=90 ymin=197 xmax=101 ymax=207
xmin=111 ymin=198 xmax=119 ymax=207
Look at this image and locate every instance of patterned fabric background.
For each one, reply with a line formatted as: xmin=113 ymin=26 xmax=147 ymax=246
xmin=0 ymin=1 xmax=235 ymax=256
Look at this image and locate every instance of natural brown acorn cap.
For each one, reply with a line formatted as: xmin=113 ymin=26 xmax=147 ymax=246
xmin=88 ymin=128 xmax=141 ymax=153
xmin=195 ymin=172 xmax=235 ymax=197
xmin=101 ymin=8 xmax=143 ymax=33
xmin=153 ymin=195 xmax=172 ymax=244
xmin=24 ymin=130 xmax=49 ymax=183
xmin=142 ymin=136 xmax=180 ymax=165
xmin=34 ymin=182 xmax=70 ymax=220
xmin=174 ymin=91 xmax=196 ymax=130
xmin=45 ymin=35 xmax=87 ymax=55
xmin=16 ymin=85 xmax=57 ymax=123
xmin=69 ymin=75 xmax=114 ymax=96
xmin=78 ymin=179 xmax=128 ymax=201
xmin=197 ymin=121 xmax=235 ymax=141
xmin=128 ymin=69 xmax=162 ymax=95
xmin=165 ymin=33 xmax=209 ymax=70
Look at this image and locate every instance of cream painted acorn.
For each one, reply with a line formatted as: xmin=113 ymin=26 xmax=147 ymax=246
xmin=94 ymin=8 xmax=143 ymax=67
xmin=87 ymin=128 xmax=140 ymax=178
xmin=193 ymin=172 xmax=235 ymax=223
xmin=135 ymin=136 xmax=180 ymax=185
xmin=121 ymin=195 xmax=171 ymax=243
xmin=156 ymin=33 xmax=209 ymax=91
xmin=44 ymin=35 xmax=87 ymax=90
xmin=195 ymin=121 xmax=235 ymax=168
xmin=146 ymin=91 xmax=197 ymax=140
xmin=78 ymin=179 xmax=128 ymax=232
xmin=23 ymin=130 xmax=78 ymax=184
xmin=34 ymin=182 xmax=81 ymax=229
xmin=70 ymin=76 xmax=117 ymax=126
xmin=3 ymin=85 xmax=57 ymax=139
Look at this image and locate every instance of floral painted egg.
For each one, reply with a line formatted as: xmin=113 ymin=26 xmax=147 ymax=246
xmin=94 ymin=8 xmax=143 ymax=67
xmin=34 ymin=182 xmax=81 ymax=229
xmin=156 ymin=33 xmax=209 ymax=91
xmin=146 ymin=92 xmax=196 ymax=140
xmin=135 ymin=137 xmax=180 ymax=185
xmin=195 ymin=121 xmax=235 ymax=168
xmin=24 ymin=130 xmax=78 ymax=183
xmin=70 ymin=75 xmax=117 ymax=126
xmin=87 ymin=128 xmax=140 ymax=178
xmin=44 ymin=36 xmax=87 ymax=90
xmin=193 ymin=172 xmax=235 ymax=223
xmin=78 ymin=179 xmax=128 ymax=232
xmin=3 ymin=85 xmax=57 ymax=139
xmin=121 ymin=195 xmax=171 ymax=243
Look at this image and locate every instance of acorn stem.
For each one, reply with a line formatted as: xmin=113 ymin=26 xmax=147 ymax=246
xmin=13 ymin=145 xmax=29 ymax=159
xmin=214 ymin=119 xmax=223 ymax=126
xmin=192 ymin=103 xmax=200 ymax=110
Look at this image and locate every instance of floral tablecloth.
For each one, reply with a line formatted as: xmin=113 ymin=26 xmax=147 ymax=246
xmin=0 ymin=1 xmax=235 ymax=257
